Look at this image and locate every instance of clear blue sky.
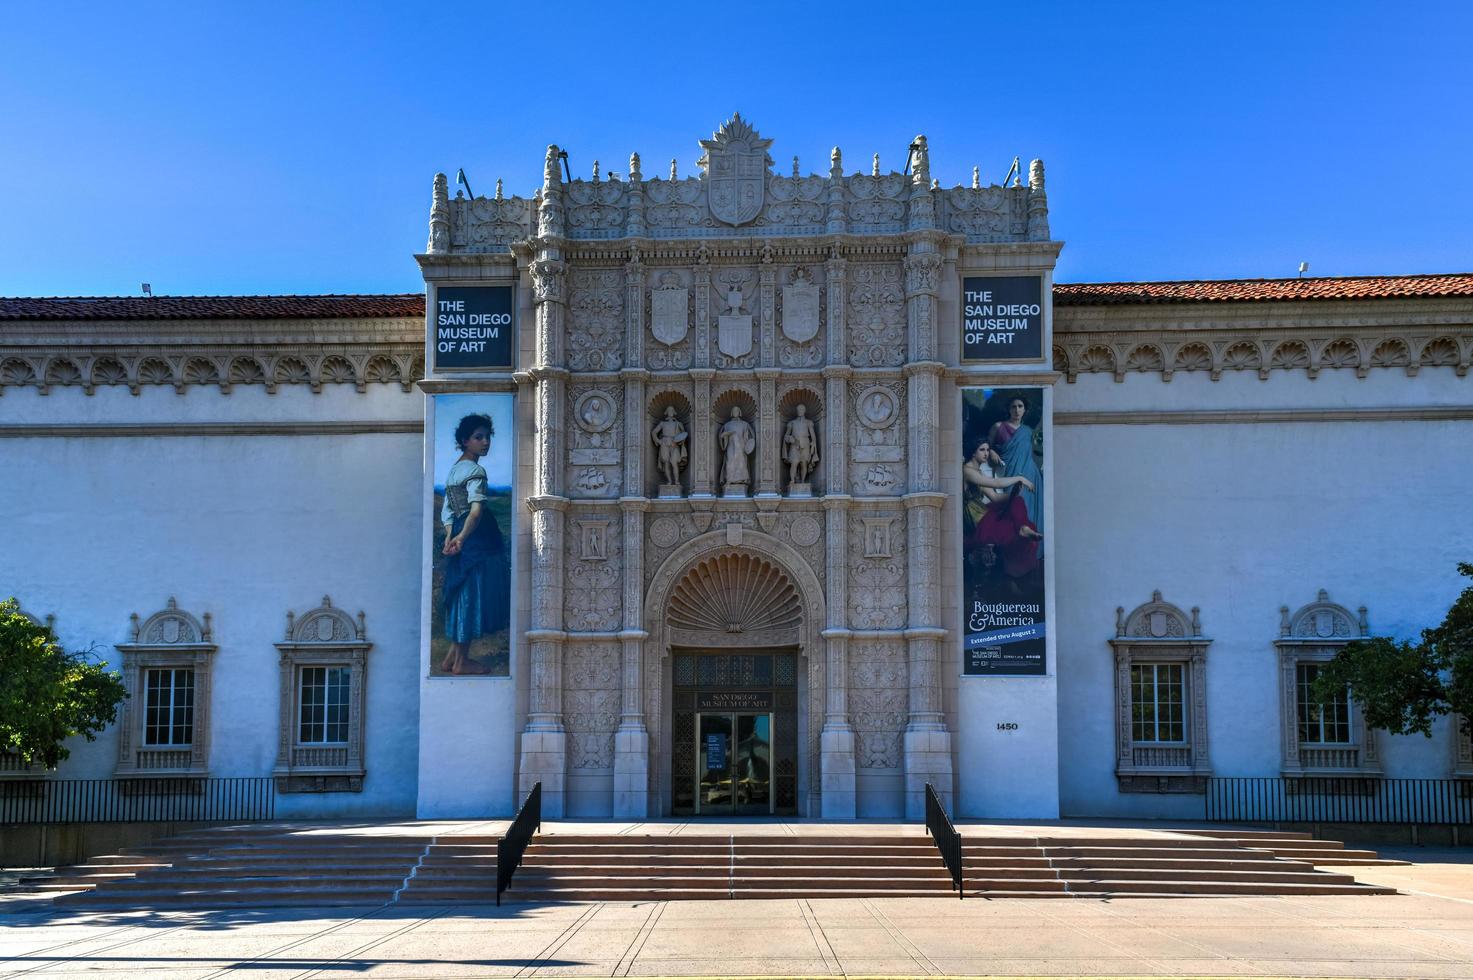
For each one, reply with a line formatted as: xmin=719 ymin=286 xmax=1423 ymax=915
xmin=2 ymin=1 xmax=1469 ymax=297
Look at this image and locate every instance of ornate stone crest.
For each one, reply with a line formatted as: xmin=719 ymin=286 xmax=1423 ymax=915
xmin=699 ymin=113 xmax=772 ymax=226
xmin=650 ymin=272 xmax=688 ymax=346
xmin=716 ymin=274 xmax=754 ymax=358
xmin=781 ymin=267 xmax=820 ymax=343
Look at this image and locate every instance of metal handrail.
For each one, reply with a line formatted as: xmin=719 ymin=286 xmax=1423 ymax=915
xmin=924 ymin=782 xmax=962 ymax=899
xmin=496 ymin=782 xmax=542 ymax=905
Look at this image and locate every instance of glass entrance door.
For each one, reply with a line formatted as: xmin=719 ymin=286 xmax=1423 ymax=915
xmin=696 ymin=712 xmax=772 ymax=815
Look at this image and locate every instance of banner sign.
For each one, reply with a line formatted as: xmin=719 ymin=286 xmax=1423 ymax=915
xmin=962 ymin=387 xmax=1047 ymax=675
xmin=962 ymin=276 xmax=1043 ymax=361
xmin=434 ymin=286 xmax=515 ymax=370
xmin=705 ymin=733 xmax=727 ymax=771
xmin=697 ymin=691 xmax=773 ymax=711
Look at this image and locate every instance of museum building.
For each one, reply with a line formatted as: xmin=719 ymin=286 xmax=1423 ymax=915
xmin=2 ymin=117 xmax=1472 ymax=823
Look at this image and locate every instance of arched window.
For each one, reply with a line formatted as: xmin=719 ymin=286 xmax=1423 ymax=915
xmin=1276 ymin=590 xmax=1381 ymax=778
xmin=273 ymin=597 xmax=371 ymax=793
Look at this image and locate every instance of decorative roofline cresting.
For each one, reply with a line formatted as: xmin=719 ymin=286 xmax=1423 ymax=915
xmin=424 ymin=115 xmax=1050 ymax=251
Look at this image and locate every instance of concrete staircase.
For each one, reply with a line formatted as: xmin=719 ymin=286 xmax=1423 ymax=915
xmin=15 ymin=825 xmax=1401 ymax=906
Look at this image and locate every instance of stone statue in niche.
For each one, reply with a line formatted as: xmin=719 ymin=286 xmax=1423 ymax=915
xmin=718 ymin=406 xmax=756 ymax=497
xmin=782 ymin=404 xmax=820 ymax=496
xmin=651 ymin=406 xmax=688 ymax=497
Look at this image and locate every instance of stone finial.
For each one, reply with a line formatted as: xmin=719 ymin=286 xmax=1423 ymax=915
xmin=911 ymin=135 xmax=930 ymax=187
xmin=872 ymin=153 xmax=880 ymax=176
xmin=1358 ymin=605 xmax=1369 ymax=636
xmin=1279 ymin=605 xmax=1291 ymax=636
xmin=356 ymin=610 xmax=367 ymax=641
xmin=201 ymin=611 xmax=213 ymax=642
xmin=830 ymin=146 xmax=842 ymax=177
xmin=629 ymin=152 xmax=641 ymax=180
xmin=932 ymin=178 xmax=940 ymax=190
xmin=1029 ymin=158 xmax=1046 ymax=191
xmin=592 ymin=159 xmax=600 ymax=182
xmin=285 ymin=610 xmax=295 ymax=640
xmin=495 ymin=178 xmax=504 ymax=200
xmin=1115 ymin=606 xmax=1126 ymax=637
xmin=792 ymin=155 xmax=800 ymax=178
xmin=972 ymin=166 xmax=980 ymax=189
xmin=1190 ymin=606 xmax=1202 ymax=635
xmin=129 ymin=611 xmax=140 ymax=642
xmin=543 ymin=144 xmax=562 ymax=188
xmin=670 ymin=158 xmax=678 ymax=180
xmin=427 ymin=172 xmax=451 ymax=254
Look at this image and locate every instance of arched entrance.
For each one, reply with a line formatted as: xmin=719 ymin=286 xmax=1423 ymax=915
xmin=643 ymin=530 xmax=826 ymax=816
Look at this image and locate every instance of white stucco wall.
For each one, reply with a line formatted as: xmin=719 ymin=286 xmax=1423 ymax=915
xmin=1053 ymin=366 xmax=1473 ymax=817
xmin=0 ymin=382 xmax=425 ymax=818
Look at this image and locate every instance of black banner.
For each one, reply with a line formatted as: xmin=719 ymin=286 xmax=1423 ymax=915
xmin=962 ymin=276 xmax=1043 ymax=361
xmin=434 ymin=286 xmax=515 ymax=370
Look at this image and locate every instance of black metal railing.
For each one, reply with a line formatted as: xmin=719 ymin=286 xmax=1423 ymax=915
xmin=496 ymin=781 xmax=542 ymax=905
xmin=0 ymin=777 xmax=275 ymax=824
xmin=1205 ymin=777 xmax=1473 ymax=825
xmin=924 ymin=782 xmax=962 ymax=899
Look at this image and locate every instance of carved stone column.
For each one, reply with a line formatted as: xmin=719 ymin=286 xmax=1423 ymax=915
xmin=615 ymin=497 xmax=649 ymax=817
xmin=759 ymin=259 xmax=777 ymax=368
xmin=755 ymin=368 xmax=779 ymax=497
xmin=823 ymin=367 xmax=850 ymax=496
xmin=624 ymin=252 xmax=644 ymax=369
xmin=689 ymin=369 xmax=715 ymax=497
xmin=820 ymin=494 xmax=856 ymax=817
xmin=693 ymin=262 xmax=712 ymax=369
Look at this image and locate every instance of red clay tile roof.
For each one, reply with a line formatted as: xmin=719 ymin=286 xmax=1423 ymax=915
xmin=4 ymin=274 xmax=1470 ymax=319
xmin=0 ymin=294 xmax=426 ymax=321
xmin=1053 ymin=273 xmax=1473 ymax=305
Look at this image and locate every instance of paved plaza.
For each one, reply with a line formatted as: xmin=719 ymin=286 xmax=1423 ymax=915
xmin=3 ymin=828 xmax=1473 ymax=980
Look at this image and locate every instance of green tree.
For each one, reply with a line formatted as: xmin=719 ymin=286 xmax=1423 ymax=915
xmin=1312 ymin=563 xmax=1473 ymax=738
xmin=0 ymin=598 xmax=128 ymax=768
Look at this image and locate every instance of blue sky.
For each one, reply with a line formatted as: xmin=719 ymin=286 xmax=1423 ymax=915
xmin=2 ymin=1 xmax=1468 ymax=297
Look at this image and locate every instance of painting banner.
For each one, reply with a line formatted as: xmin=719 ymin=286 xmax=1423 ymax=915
xmin=961 ymin=387 xmax=1046 ymax=675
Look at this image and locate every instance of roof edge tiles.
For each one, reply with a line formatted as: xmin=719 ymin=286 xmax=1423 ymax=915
xmin=1053 ymin=272 xmax=1473 ymax=306
xmin=4 ymin=273 xmax=1471 ymax=319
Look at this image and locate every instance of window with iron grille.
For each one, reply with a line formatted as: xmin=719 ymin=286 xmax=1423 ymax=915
xmin=1296 ymin=662 xmax=1351 ymax=744
xmin=298 ymin=666 xmax=351 ymax=744
xmin=1130 ymin=663 xmax=1185 ymax=743
xmin=143 ymin=668 xmax=194 ymax=746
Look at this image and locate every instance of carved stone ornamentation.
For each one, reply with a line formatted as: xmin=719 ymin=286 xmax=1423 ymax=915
xmin=567 ymin=268 xmax=625 ymax=371
xmin=848 ymin=512 xmax=907 ymax=629
xmin=698 ymin=113 xmax=772 ymax=227
xmin=717 ymin=405 xmax=756 ymax=497
xmin=567 ymin=385 xmax=621 ymax=498
xmin=714 ymin=270 xmax=757 ymax=364
xmin=564 ymin=511 xmax=622 ymax=632
xmin=650 ymin=271 xmax=690 ymax=347
xmin=847 ymin=264 xmax=906 ymax=367
xmin=563 ymin=641 xmax=620 ymax=770
xmin=850 ymin=381 xmax=906 ymax=496
xmin=849 ymin=639 xmax=907 ymax=770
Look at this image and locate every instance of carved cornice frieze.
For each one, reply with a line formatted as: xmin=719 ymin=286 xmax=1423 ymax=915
xmin=1053 ymin=299 xmax=1473 ymax=382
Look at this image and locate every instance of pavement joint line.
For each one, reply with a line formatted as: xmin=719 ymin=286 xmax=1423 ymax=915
xmin=191 ymin=903 xmax=430 ymax=980
xmin=512 ymin=899 xmax=602 ymax=978
xmin=797 ymin=897 xmax=842 ymax=976
xmin=0 ymin=914 xmax=208 ymax=980
xmin=613 ymin=899 xmax=667 ymax=977
xmin=280 ymin=903 xmax=455 ymax=980
xmin=861 ymin=896 xmax=941 ymax=976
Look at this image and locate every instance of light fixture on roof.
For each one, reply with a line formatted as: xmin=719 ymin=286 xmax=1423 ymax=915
xmin=456 ymin=168 xmax=474 ymax=199
xmin=141 ymin=283 xmax=152 ymax=297
xmin=1298 ymin=262 xmax=1309 ymax=278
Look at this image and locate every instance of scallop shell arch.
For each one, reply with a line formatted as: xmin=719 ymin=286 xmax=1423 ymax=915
xmin=667 ymin=553 xmax=803 ymax=647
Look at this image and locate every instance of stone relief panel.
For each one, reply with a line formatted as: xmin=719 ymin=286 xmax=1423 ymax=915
xmin=847 ymin=262 xmax=906 ymax=367
xmin=777 ymin=266 xmax=825 ymax=368
xmin=640 ymin=511 xmax=826 ymax=594
xmin=646 ymin=270 xmax=693 ymax=370
xmin=763 ymin=174 xmax=828 ymax=234
xmin=642 ymin=177 xmax=707 ymax=235
xmin=845 ymin=174 xmax=907 ymax=232
xmin=449 ymin=192 xmax=533 ymax=252
xmin=565 ymin=174 xmax=627 ymax=240
xmin=939 ymin=184 xmax=1028 ymax=241
xmin=564 ymin=510 xmax=622 ymax=631
xmin=849 ymin=638 xmax=907 ymax=769
xmin=567 ymin=384 xmax=622 ymax=499
xmin=849 ymin=380 xmax=907 ymax=496
xmin=567 ymin=268 xmax=625 ymax=371
xmin=848 ymin=510 xmax=907 ymax=629
xmin=563 ymin=641 xmax=620 ymax=770
xmin=712 ymin=267 xmax=759 ymax=369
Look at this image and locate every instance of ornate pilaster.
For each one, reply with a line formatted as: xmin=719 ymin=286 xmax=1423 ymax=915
xmin=906 ymin=134 xmax=935 ymax=232
xmin=523 ymin=493 xmax=568 ymax=815
xmin=689 ymin=369 xmax=715 ymax=497
xmin=906 ymin=362 xmax=942 ymax=493
xmin=693 ymin=257 xmax=712 ymax=369
xmin=820 ymin=494 xmax=856 ymax=816
xmin=615 ymin=497 xmax=649 ymax=817
xmin=759 ymin=256 xmax=777 ymax=368
xmin=427 ymin=173 xmax=450 ymax=254
xmin=1027 ymin=159 xmax=1050 ymax=241
xmin=905 ymin=251 xmax=942 ymax=363
xmin=621 ymin=369 xmax=647 ymax=495
xmin=625 ymin=249 xmax=645 ymax=369
xmin=824 ymin=252 xmax=847 ymax=366
xmin=755 ymin=368 xmax=780 ymax=497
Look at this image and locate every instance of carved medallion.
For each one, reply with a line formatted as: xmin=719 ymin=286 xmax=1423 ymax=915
xmin=650 ymin=272 xmax=689 ymax=346
xmin=856 ymin=386 xmax=898 ymax=429
xmin=781 ymin=268 xmax=820 ymax=344
xmin=573 ymin=390 xmax=615 ymax=433
xmin=699 ymin=113 xmax=772 ymax=227
xmin=649 ymin=516 xmax=682 ymax=548
xmin=789 ymin=515 xmax=822 ymax=548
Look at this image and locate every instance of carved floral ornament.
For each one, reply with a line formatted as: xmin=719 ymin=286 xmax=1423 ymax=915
xmin=282 ymin=596 xmax=368 ymax=647
xmin=1279 ymin=589 xmax=1368 ymax=642
xmin=1114 ymin=590 xmax=1203 ymax=642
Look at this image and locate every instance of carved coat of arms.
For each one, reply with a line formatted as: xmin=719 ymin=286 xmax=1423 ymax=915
xmin=650 ymin=272 xmax=688 ymax=346
xmin=699 ymin=113 xmax=772 ymax=227
xmin=716 ymin=280 xmax=754 ymax=358
xmin=781 ymin=267 xmax=820 ymax=343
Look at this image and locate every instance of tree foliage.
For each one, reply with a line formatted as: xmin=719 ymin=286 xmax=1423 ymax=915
xmin=1312 ymin=563 xmax=1473 ymax=738
xmin=0 ymin=598 xmax=128 ymax=768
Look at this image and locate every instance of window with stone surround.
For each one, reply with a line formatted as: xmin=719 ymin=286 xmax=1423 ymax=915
xmin=1110 ymin=592 xmax=1211 ymax=793
xmin=1277 ymin=590 xmax=1381 ymax=778
xmin=273 ymin=598 xmax=370 ymax=793
xmin=114 ymin=598 xmax=215 ymax=777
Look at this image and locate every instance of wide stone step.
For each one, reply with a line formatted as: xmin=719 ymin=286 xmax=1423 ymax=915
xmin=1046 ymin=878 xmax=1395 ymax=896
xmin=1056 ymin=867 xmax=1358 ymax=885
xmin=1047 ymin=856 xmax=1314 ymax=872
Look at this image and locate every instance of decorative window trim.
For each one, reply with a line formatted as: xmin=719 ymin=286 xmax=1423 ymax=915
xmin=114 ymin=598 xmax=215 ymax=777
xmin=1277 ymin=590 xmax=1380 ymax=779
xmin=273 ymin=597 xmax=370 ymax=794
xmin=1110 ymin=591 xmax=1211 ymax=794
